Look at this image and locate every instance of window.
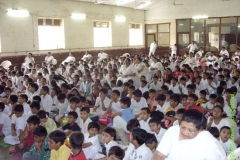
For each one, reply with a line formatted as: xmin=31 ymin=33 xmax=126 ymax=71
xmin=205 ymin=18 xmax=220 ymax=51
xmin=93 ymin=21 xmax=112 ymax=47
xmin=158 ymin=24 xmax=170 ymax=47
xmin=129 ymin=23 xmax=143 ymax=46
xmin=38 ymin=18 xmax=65 ymax=50
xmin=191 ymin=19 xmax=205 ymax=48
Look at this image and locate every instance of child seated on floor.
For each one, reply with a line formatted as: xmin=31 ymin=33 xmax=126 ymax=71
xmin=105 ymin=90 xmax=121 ymax=114
xmin=55 ymin=93 xmax=68 ymax=124
xmin=82 ymin=122 xmax=101 ymax=160
xmin=22 ymin=126 xmax=50 ymax=160
xmin=149 ymin=118 xmax=166 ymax=143
xmin=61 ymin=111 xmax=81 ymax=136
xmin=147 ymin=89 xmax=158 ymax=111
xmin=218 ymin=126 xmax=236 ymax=155
xmin=68 ymin=131 xmax=87 ymax=160
xmin=107 ymin=146 xmax=125 ymax=160
xmin=27 ymin=100 xmax=41 ymax=117
xmin=80 ymin=107 xmax=92 ymax=134
xmin=0 ymin=102 xmax=11 ymax=138
xmin=145 ymin=133 xmax=158 ymax=151
xmin=201 ymin=94 xmax=217 ymax=113
xmin=4 ymin=104 xmax=26 ymax=145
xmin=112 ymin=97 xmax=134 ymax=133
xmin=11 ymin=115 xmax=40 ymax=154
xmin=208 ymin=127 xmax=220 ymax=138
xmin=172 ymin=108 xmax=185 ymax=126
xmin=49 ymin=130 xmax=70 ymax=160
xmin=131 ymin=89 xmax=148 ymax=118
xmin=37 ymin=110 xmax=57 ymax=134
xmin=139 ymin=107 xmax=151 ymax=133
xmin=184 ymin=93 xmax=203 ymax=113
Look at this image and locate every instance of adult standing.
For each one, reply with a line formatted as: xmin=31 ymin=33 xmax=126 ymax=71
xmin=23 ymin=53 xmax=35 ymax=74
xmin=187 ymin=41 xmax=198 ymax=54
xmin=171 ymin=44 xmax=177 ymax=57
xmin=45 ymin=52 xmax=54 ymax=65
xmin=82 ymin=51 xmax=93 ymax=61
xmin=152 ymin=109 xmax=226 ymax=160
xmin=149 ymin=40 xmax=157 ymax=57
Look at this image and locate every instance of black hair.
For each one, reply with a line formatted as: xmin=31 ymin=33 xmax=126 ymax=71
xmin=212 ymin=105 xmax=227 ymax=118
xmin=180 ymin=77 xmax=186 ymax=81
xmin=209 ymin=94 xmax=217 ymax=99
xmin=49 ymin=130 xmax=66 ymax=145
xmin=108 ymin=146 xmax=125 ymax=159
xmin=127 ymin=119 xmax=140 ymax=132
xmin=117 ymin=80 xmax=123 ymax=87
xmin=120 ymin=97 xmax=131 ymax=108
xmin=214 ymin=96 xmax=224 ymax=105
xmin=131 ymin=128 xmax=147 ymax=146
xmin=219 ymin=81 xmax=227 ymax=87
xmin=170 ymin=94 xmax=181 ymax=104
xmin=156 ymin=94 xmax=166 ymax=101
xmin=37 ymin=110 xmax=47 ymax=119
xmin=33 ymin=95 xmax=41 ymax=103
xmin=27 ymin=115 xmax=40 ymax=125
xmin=166 ymin=90 xmax=174 ymax=96
xmin=149 ymin=118 xmax=161 ymax=125
xmin=41 ymin=86 xmax=49 ymax=94
xmin=188 ymin=93 xmax=198 ymax=101
xmin=69 ymin=96 xmax=80 ymax=104
xmin=68 ymin=111 xmax=78 ymax=119
xmin=80 ymin=106 xmax=90 ymax=113
xmin=145 ymin=133 xmax=157 ymax=144
xmin=150 ymin=111 xmax=164 ymax=121
xmin=4 ymin=87 xmax=11 ymax=92
xmin=141 ymin=107 xmax=150 ymax=114
xmin=123 ymin=82 xmax=130 ymax=87
xmin=133 ymin=89 xmax=142 ymax=97
xmin=0 ymin=102 xmax=5 ymax=111
xmin=33 ymin=126 xmax=47 ymax=137
xmin=99 ymin=88 xmax=108 ymax=95
xmin=112 ymin=90 xmax=120 ymax=96
xmin=129 ymin=85 xmax=135 ymax=90
xmin=208 ymin=127 xmax=219 ymax=138
xmin=69 ymin=131 xmax=84 ymax=149
xmin=187 ymin=84 xmax=194 ymax=90
xmin=87 ymin=122 xmax=100 ymax=131
xmin=225 ymin=88 xmax=233 ymax=94
xmin=79 ymin=96 xmax=86 ymax=103
xmin=30 ymin=101 xmax=40 ymax=110
xmin=103 ymin=127 xmax=116 ymax=140
xmin=9 ymin=95 xmax=18 ymax=103
xmin=19 ymin=94 xmax=28 ymax=102
xmin=231 ymin=86 xmax=238 ymax=93
xmin=57 ymin=93 xmax=66 ymax=100
xmin=161 ymin=85 xmax=169 ymax=91
xmin=14 ymin=104 xmax=24 ymax=112
xmin=141 ymin=80 xmax=147 ymax=85
xmin=199 ymin=90 xmax=207 ymax=95
xmin=181 ymin=109 xmax=206 ymax=130
xmin=220 ymin=126 xmax=231 ymax=133
xmin=29 ymin=83 xmax=39 ymax=91
xmin=176 ymin=108 xmax=186 ymax=115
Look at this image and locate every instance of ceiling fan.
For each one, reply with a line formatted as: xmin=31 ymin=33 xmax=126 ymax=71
xmin=173 ymin=0 xmax=183 ymax=5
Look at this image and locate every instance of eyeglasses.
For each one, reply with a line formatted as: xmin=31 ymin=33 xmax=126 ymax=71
xmin=180 ymin=125 xmax=198 ymax=134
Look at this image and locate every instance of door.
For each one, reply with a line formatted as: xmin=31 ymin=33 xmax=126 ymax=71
xmin=177 ymin=33 xmax=190 ymax=55
xmin=146 ymin=34 xmax=155 ymax=48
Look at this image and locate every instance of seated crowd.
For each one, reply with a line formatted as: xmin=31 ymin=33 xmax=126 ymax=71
xmin=0 ymin=49 xmax=240 ymax=160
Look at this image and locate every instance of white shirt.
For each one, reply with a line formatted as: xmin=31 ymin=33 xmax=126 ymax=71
xmin=196 ymin=50 xmax=204 ymax=57
xmin=40 ymin=94 xmax=53 ymax=113
xmin=202 ymin=101 xmax=214 ymax=110
xmin=95 ymin=97 xmax=111 ymax=116
xmin=187 ymin=43 xmax=198 ymax=52
xmin=149 ymin=81 xmax=162 ymax=91
xmin=150 ymin=42 xmax=157 ymax=51
xmin=154 ymin=127 xmax=166 ymax=143
xmin=129 ymin=143 xmax=153 ymax=160
xmin=62 ymin=56 xmax=75 ymax=64
xmin=169 ymin=84 xmax=180 ymax=94
xmin=139 ymin=117 xmax=151 ymax=133
xmin=56 ymin=99 xmax=69 ymax=116
xmin=0 ymin=112 xmax=11 ymax=136
xmin=207 ymin=117 xmax=231 ymax=131
xmin=111 ymin=101 xmax=121 ymax=114
xmin=157 ymin=125 xmax=226 ymax=160
xmin=139 ymin=86 xmax=149 ymax=94
xmin=220 ymin=50 xmax=229 ymax=57
xmin=105 ymin=140 xmax=118 ymax=155
xmin=79 ymin=117 xmax=92 ymax=134
xmin=219 ymin=138 xmax=236 ymax=155
xmin=82 ymin=133 xmax=100 ymax=160
xmin=45 ymin=56 xmax=54 ymax=64
xmin=22 ymin=102 xmax=30 ymax=115
xmin=131 ymin=97 xmax=148 ymax=116
xmin=195 ymin=82 xmax=205 ymax=91
xmin=24 ymin=56 xmax=35 ymax=65
xmin=157 ymin=101 xmax=170 ymax=113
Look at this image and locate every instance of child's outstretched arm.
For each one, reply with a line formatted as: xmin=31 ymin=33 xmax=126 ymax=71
xmin=82 ymin=142 xmax=93 ymax=148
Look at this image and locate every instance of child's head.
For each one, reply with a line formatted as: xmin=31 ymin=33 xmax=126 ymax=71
xmin=29 ymin=83 xmax=39 ymax=93
xmin=30 ymin=101 xmax=40 ymax=114
xmin=128 ymin=85 xmax=135 ymax=95
xmin=219 ymin=126 xmax=231 ymax=143
xmin=80 ymin=107 xmax=90 ymax=121
xmin=123 ymin=82 xmax=130 ymax=91
xmin=181 ymin=94 xmax=188 ymax=106
xmin=48 ymin=130 xmax=66 ymax=150
xmin=102 ymin=127 xmax=116 ymax=144
xmin=14 ymin=104 xmax=24 ymax=117
xmin=149 ymin=118 xmax=161 ymax=133
xmin=33 ymin=126 xmax=48 ymax=143
xmin=186 ymin=84 xmax=194 ymax=95
xmin=209 ymin=94 xmax=217 ymax=104
xmin=130 ymin=128 xmax=147 ymax=146
xmin=69 ymin=96 xmax=80 ymax=110
xmin=117 ymin=80 xmax=123 ymax=87
xmin=57 ymin=93 xmax=66 ymax=103
xmin=133 ymin=89 xmax=142 ymax=101
xmin=87 ymin=122 xmax=100 ymax=137
xmin=148 ymin=89 xmax=156 ymax=98
xmin=27 ymin=115 xmax=40 ymax=131
xmin=37 ymin=110 xmax=47 ymax=122
xmin=99 ymin=88 xmax=107 ymax=99
xmin=199 ymin=90 xmax=207 ymax=99
xmin=120 ymin=97 xmax=131 ymax=109
xmin=107 ymin=146 xmax=125 ymax=160
xmin=140 ymin=107 xmax=150 ymax=121
xmin=33 ymin=95 xmax=41 ymax=103
xmin=69 ymin=131 xmax=84 ymax=149
xmin=18 ymin=94 xmax=28 ymax=104
xmin=126 ymin=118 xmax=140 ymax=132
xmin=156 ymin=94 xmax=166 ymax=105
xmin=0 ymin=102 xmax=5 ymax=112
xmin=140 ymin=80 xmax=147 ymax=88
xmin=4 ymin=87 xmax=12 ymax=97
xmin=187 ymin=94 xmax=198 ymax=107
xmin=169 ymin=94 xmax=180 ymax=108
xmin=212 ymin=105 xmax=226 ymax=118
xmin=68 ymin=111 xmax=78 ymax=124
xmin=145 ymin=133 xmax=157 ymax=150
xmin=208 ymin=127 xmax=219 ymax=138
xmin=8 ymin=94 xmax=18 ymax=104
xmin=110 ymin=80 xmax=116 ymax=88
xmin=111 ymin=90 xmax=120 ymax=101
xmin=176 ymin=108 xmax=185 ymax=122
xmin=40 ymin=86 xmax=49 ymax=95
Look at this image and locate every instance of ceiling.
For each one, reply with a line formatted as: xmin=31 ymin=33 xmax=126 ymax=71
xmin=73 ymin=0 xmax=181 ymax=10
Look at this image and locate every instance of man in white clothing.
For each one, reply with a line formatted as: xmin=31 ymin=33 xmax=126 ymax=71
xmin=62 ymin=52 xmax=76 ymax=64
xmin=98 ymin=50 xmax=108 ymax=62
xmin=149 ymin=40 xmax=157 ymax=57
xmin=187 ymin=41 xmax=198 ymax=54
xmin=219 ymin=47 xmax=229 ymax=60
xmin=171 ymin=44 xmax=177 ymax=57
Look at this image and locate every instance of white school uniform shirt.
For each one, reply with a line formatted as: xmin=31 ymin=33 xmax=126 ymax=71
xmin=105 ymin=140 xmax=118 ymax=155
xmin=95 ymin=97 xmax=111 ymax=116
xmin=139 ymin=86 xmax=149 ymax=94
xmin=219 ymin=138 xmax=236 ymax=155
xmin=40 ymin=94 xmax=53 ymax=113
xmin=13 ymin=116 xmax=26 ymax=136
xmin=79 ymin=117 xmax=92 ymax=134
xmin=22 ymin=102 xmax=30 ymax=115
xmin=169 ymin=84 xmax=180 ymax=94
xmin=187 ymin=43 xmax=198 ymax=53
xmin=56 ymin=99 xmax=69 ymax=116
xmin=45 ymin=56 xmax=54 ymax=64
xmin=171 ymin=46 xmax=177 ymax=55
xmin=206 ymin=82 xmax=217 ymax=94
xmin=124 ymin=143 xmax=135 ymax=160
xmin=0 ymin=112 xmax=11 ymax=136
xmin=220 ymin=50 xmax=229 ymax=57
xmin=157 ymin=101 xmax=170 ymax=113
xmin=82 ymin=133 xmax=100 ymax=160
xmin=202 ymin=101 xmax=214 ymax=110
xmin=150 ymin=42 xmax=157 ymax=52
xmin=154 ymin=127 xmax=166 ymax=143
xmin=196 ymin=50 xmax=204 ymax=57
xmin=149 ymin=81 xmax=162 ymax=91
xmin=156 ymin=125 xmax=226 ymax=160
xmin=111 ymin=101 xmax=121 ymax=114
xmin=195 ymin=82 xmax=205 ymax=91
xmin=139 ymin=117 xmax=151 ymax=133
xmin=16 ymin=76 xmax=24 ymax=91
xmin=207 ymin=117 xmax=231 ymax=132
xmin=129 ymin=143 xmax=153 ymax=160
xmin=131 ymin=97 xmax=148 ymax=116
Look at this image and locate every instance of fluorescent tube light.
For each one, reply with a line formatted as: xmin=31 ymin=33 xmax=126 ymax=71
xmin=115 ymin=16 xmax=126 ymax=21
xmin=192 ymin=15 xmax=208 ymax=19
xmin=116 ymin=0 xmax=134 ymax=5
xmin=7 ymin=9 xmax=29 ymax=17
xmin=136 ymin=1 xmax=151 ymax=9
xmin=71 ymin=13 xmax=86 ymax=19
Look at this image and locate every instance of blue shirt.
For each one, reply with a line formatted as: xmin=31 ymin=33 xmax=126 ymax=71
xmin=121 ymin=107 xmax=134 ymax=122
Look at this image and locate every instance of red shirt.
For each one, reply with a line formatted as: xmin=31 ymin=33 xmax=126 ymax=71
xmin=23 ymin=130 xmax=34 ymax=147
xmin=68 ymin=150 xmax=87 ymax=160
xmin=184 ymin=105 xmax=204 ymax=114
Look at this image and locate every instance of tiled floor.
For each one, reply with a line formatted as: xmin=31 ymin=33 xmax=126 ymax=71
xmin=0 ymin=145 xmax=13 ymax=160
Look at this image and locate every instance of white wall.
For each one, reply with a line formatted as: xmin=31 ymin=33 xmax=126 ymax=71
xmin=0 ymin=0 xmax=144 ymax=53
xmin=145 ymin=0 xmax=240 ymax=46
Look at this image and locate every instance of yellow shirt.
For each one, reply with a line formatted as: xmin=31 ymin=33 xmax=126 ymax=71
xmin=44 ymin=118 xmax=57 ymax=134
xmin=50 ymin=144 xmax=71 ymax=160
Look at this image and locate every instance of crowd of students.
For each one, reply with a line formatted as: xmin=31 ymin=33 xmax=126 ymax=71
xmin=0 ymin=49 xmax=239 ymax=160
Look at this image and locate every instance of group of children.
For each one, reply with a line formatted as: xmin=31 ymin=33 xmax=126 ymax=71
xmin=0 ymin=50 xmax=239 ymax=159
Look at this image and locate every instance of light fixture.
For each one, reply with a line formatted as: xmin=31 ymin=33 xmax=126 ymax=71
xmin=116 ymin=0 xmax=134 ymax=5
xmin=115 ymin=16 xmax=126 ymax=21
xmin=71 ymin=13 xmax=86 ymax=19
xmin=179 ymin=24 xmax=183 ymax=26
xmin=238 ymin=25 xmax=240 ymax=28
xmin=7 ymin=9 xmax=29 ymax=17
xmin=192 ymin=15 xmax=208 ymax=19
xmin=136 ymin=1 xmax=151 ymax=9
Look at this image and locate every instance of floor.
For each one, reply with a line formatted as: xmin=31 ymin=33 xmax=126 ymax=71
xmin=0 ymin=145 xmax=14 ymax=160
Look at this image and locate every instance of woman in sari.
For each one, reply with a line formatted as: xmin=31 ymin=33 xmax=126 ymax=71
xmin=118 ymin=58 xmax=137 ymax=83
xmin=134 ymin=57 xmax=148 ymax=88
